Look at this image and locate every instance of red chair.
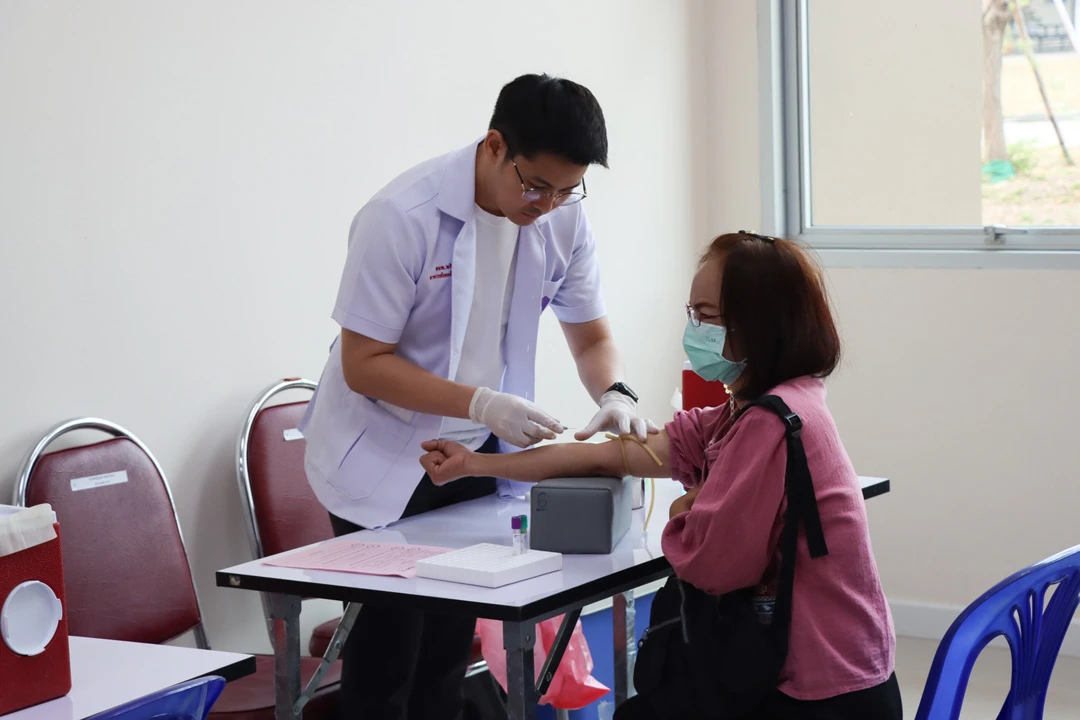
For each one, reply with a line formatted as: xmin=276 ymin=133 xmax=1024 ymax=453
xmin=235 ymin=379 xmax=338 ymax=658
xmin=236 ymin=379 xmax=487 ymax=671
xmin=13 ymin=418 xmax=341 ymax=720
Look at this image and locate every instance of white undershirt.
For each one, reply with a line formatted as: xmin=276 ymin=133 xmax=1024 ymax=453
xmin=439 ymin=205 xmax=519 ymax=449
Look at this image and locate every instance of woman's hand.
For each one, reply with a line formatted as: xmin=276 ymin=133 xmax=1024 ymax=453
xmin=420 ymin=440 xmax=475 ymax=485
xmin=669 ymin=482 xmax=704 ymax=519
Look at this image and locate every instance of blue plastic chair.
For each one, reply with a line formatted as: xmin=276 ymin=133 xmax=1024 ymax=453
xmin=86 ymin=676 xmax=226 ymax=720
xmin=915 ymin=544 xmax=1080 ymax=720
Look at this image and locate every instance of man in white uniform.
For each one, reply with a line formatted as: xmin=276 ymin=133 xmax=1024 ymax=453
xmin=299 ymin=73 xmax=655 ymax=720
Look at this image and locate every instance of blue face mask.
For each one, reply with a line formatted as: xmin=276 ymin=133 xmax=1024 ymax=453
xmin=682 ymin=319 xmax=746 ymax=385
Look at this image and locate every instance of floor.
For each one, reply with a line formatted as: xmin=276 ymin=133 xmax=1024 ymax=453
xmin=895 ymin=636 xmax=1080 ymax=718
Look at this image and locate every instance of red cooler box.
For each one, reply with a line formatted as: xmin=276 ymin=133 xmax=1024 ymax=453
xmin=681 ymin=360 xmax=729 ymax=411
xmin=0 ymin=505 xmax=71 ymax=715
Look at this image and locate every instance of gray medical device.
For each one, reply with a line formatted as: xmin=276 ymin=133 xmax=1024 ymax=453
xmin=529 ymin=476 xmax=633 ymax=554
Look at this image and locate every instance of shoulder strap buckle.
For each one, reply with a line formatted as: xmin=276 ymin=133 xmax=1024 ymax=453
xmin=779 ymin=411 xmax=802 ymax=438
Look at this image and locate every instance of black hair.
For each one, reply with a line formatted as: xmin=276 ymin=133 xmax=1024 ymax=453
xmin=488 ymin=74 xmax=609 ymax=168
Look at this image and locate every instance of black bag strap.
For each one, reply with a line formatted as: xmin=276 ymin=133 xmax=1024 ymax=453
xmin=738 ymin=394 xmax=828 ymax=655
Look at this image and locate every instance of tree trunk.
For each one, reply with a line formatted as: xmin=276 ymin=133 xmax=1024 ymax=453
xmin=1014 ymin=2 xmax=1076 ymax=164
xmin=983 ymin=0 xmax=1012 ymax=163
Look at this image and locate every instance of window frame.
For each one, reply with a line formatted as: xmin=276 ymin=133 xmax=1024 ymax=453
xmin=759 ymin=0 xmax=1080 ymax=269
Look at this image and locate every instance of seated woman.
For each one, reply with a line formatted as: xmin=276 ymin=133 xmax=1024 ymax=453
xmin=420 ymin=231 xmax=899 ymax=719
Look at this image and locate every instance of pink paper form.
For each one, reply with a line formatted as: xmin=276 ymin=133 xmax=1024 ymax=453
xmin=264 ymin=539 xmax=451 ymax=579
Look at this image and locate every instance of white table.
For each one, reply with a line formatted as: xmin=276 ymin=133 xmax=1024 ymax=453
xmin=4 ymin=636 xmax=254 ymax=720
xmin=218 ymin=477 xmax=889 ymax=720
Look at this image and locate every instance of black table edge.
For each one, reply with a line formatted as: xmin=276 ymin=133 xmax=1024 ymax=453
xmin=216 ymin=559 xmax=673 ymax=623
xmin=199 ymin=653 xmax=256 ymax=684
xmin=861 ymin=477 xmax=890 ymax=501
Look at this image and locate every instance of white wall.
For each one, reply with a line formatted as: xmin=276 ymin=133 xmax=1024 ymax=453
xmin=827 ymin=269 xmax=1080 ymax=608
xmin=707 ymin=1 xmax=1080 ymax=646
xmin=0 ymin=1 xmax=702 ymax=653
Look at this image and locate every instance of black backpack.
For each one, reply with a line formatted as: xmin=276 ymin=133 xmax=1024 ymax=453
xmin=629 ymin=395 xmax=829 ymax=719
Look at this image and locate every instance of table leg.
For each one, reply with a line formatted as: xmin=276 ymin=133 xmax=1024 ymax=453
xmin=536 ymin=608 xmax=581 ymax=697
xmin=503 ymin=620 xmax=538 ymax=720
xmin=612 ymin=590 xmax=636 ymax=705
xmin=269 ymin=594 xmax=302 ymax=720
xmin=296 ymin=602 xmax=360 ymax=715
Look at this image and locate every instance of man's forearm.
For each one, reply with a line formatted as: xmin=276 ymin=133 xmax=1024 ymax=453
xmin=347 ymin=353 xmax=475 ymax=419
xmin=574 ymin=337 xmax=624 ymax=403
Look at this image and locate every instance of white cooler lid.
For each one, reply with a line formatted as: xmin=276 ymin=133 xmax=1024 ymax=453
xmin=2 ymin=580 xmax=63 ymax=656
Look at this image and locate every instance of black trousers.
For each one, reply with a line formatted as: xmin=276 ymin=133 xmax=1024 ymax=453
xmin=765 ymin=673 xmax=902 ymax=720
xmin=329 ymin=434 xmax=499 ymax=720
xmin=613 ymin=673 xmax=902 ymax=720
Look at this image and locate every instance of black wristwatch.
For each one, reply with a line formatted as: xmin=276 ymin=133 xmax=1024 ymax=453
xmin=606 ymin=382 xmax=639 ymax=403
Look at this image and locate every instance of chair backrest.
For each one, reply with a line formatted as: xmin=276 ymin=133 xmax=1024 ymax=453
xmin=14 ymin=418 xmax=209 ymax=648
xmin=236 ymin=378 xmax=332 ymax=562
xmin=236 ymin=379 xmax=332 ymax=644
xmin=86 ymin=675 xmax=225 ymax=720
xmin=915 ymin=544 xmax=1080 ymax=719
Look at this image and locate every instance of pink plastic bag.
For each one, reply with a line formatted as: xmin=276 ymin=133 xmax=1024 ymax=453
xmin=475 ymin=616 xmax=610 ymax=709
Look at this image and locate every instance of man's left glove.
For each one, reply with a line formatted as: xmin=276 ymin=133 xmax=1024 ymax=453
xmin=574 ymin=391 xmax=659 ymax=442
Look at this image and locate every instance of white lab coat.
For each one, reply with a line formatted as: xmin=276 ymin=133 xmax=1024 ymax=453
xmin=299 ymin=140 xmax=607 ymax=529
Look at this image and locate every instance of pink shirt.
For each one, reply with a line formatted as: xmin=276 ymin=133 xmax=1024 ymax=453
xmin=662 ymin=376 xmax=895 ymax=700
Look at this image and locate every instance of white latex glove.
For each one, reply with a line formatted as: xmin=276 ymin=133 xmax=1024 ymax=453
xmin=575 ymin=391 xmax=660 ymax=442
xmin=469 ymin=387 xmax=565 ymax=449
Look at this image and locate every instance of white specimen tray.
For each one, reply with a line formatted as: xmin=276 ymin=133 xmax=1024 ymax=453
xmin=414 ymin=543 xmax=563 ymax=588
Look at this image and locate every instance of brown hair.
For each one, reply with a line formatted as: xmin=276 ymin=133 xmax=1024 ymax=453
xmin=700 ymin=231 xmax=841 ymax=400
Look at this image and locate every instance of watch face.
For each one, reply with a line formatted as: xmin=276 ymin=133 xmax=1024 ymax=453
xmin=611 ymin=383 xmax=638 ymax=402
